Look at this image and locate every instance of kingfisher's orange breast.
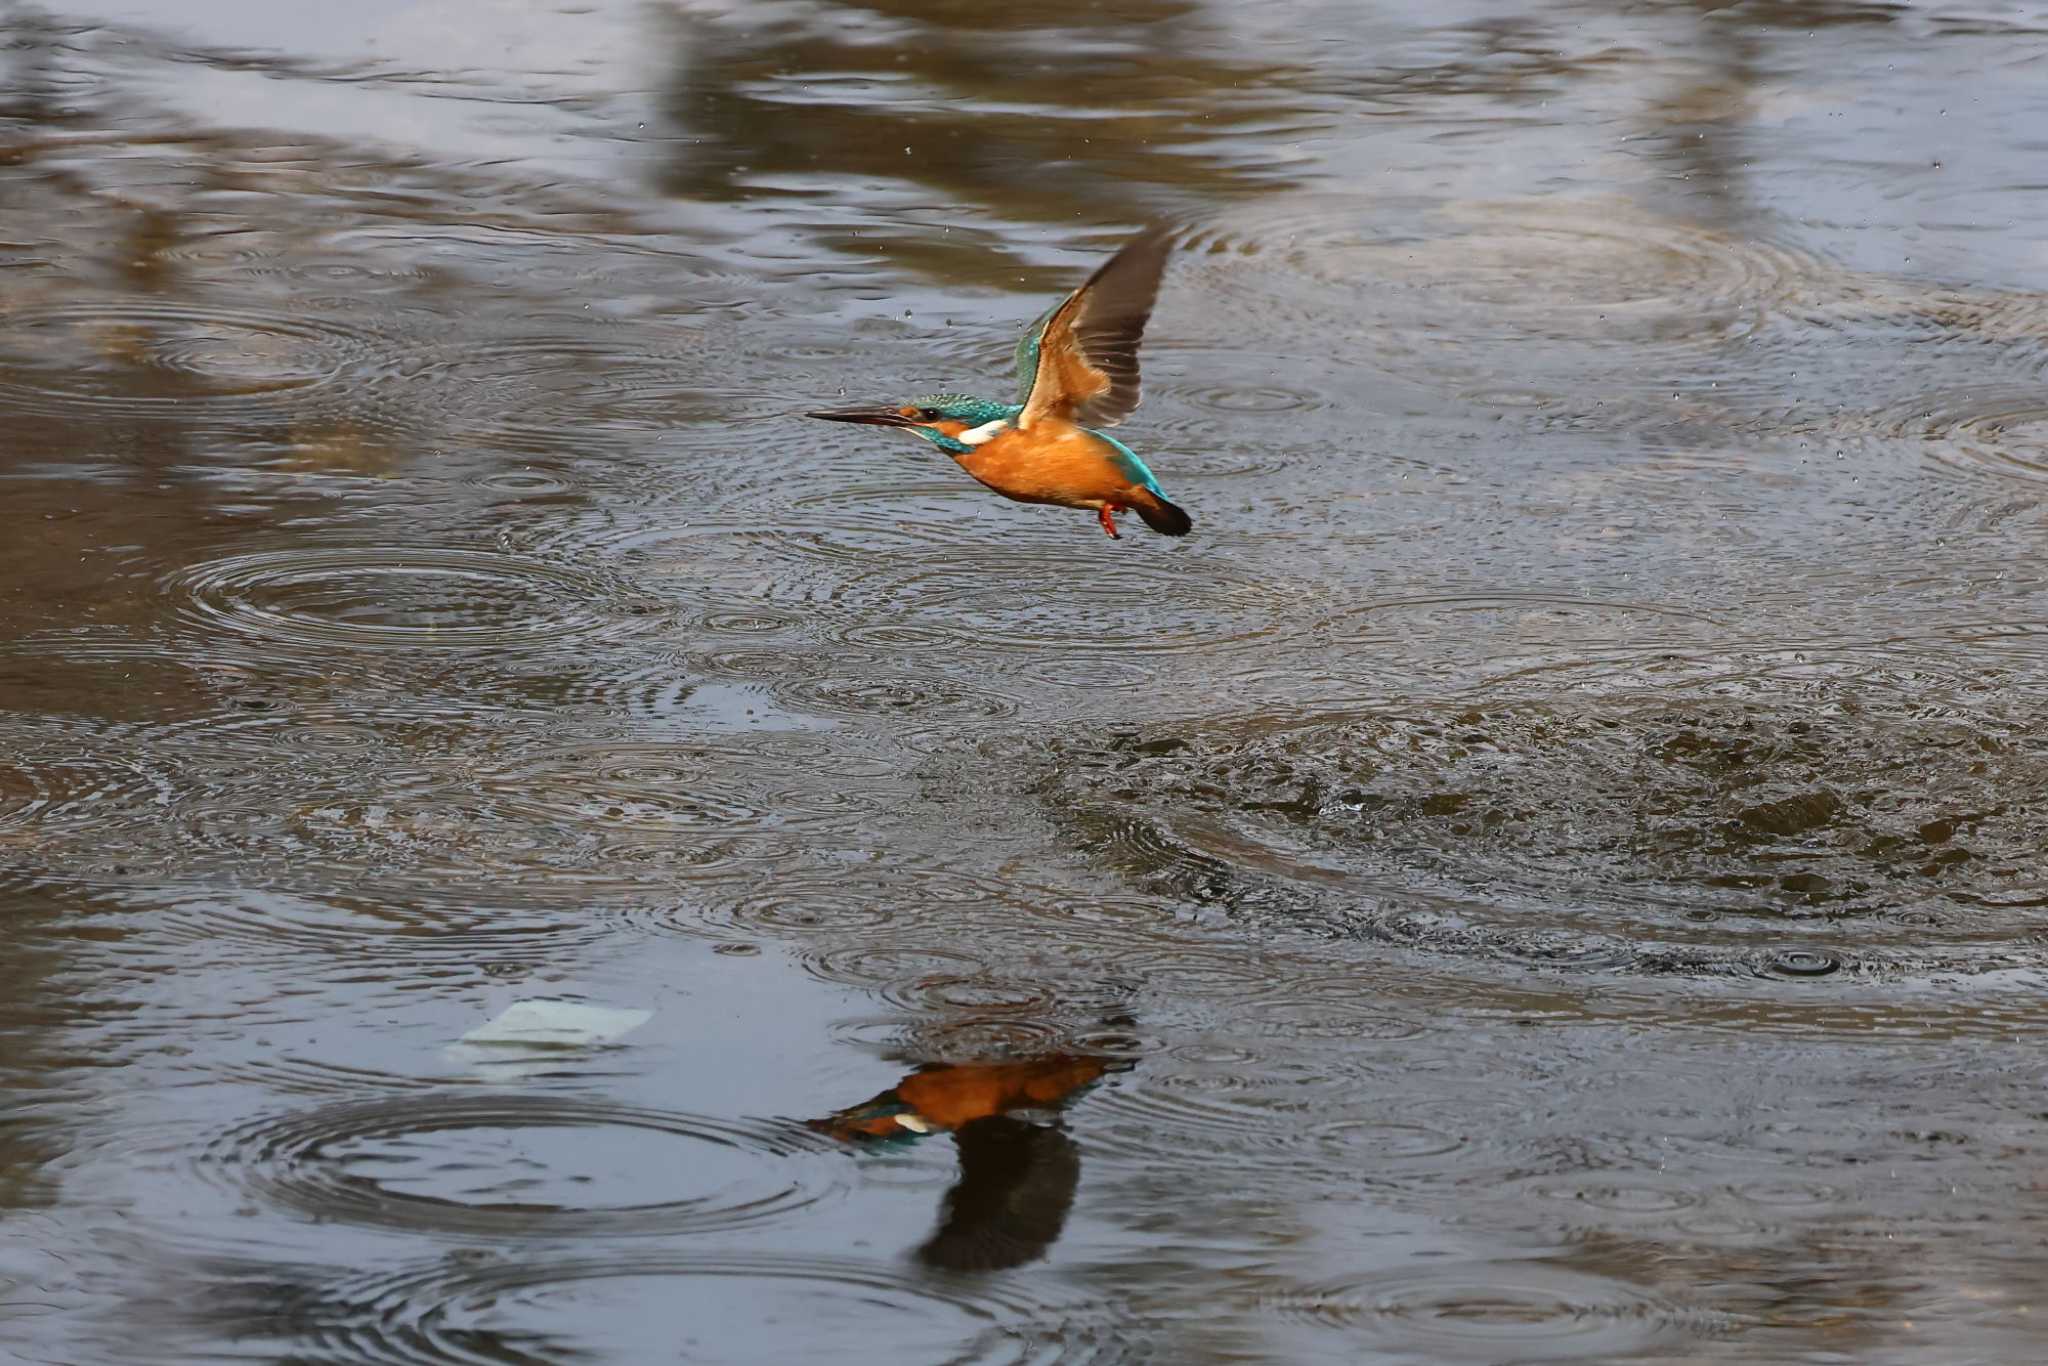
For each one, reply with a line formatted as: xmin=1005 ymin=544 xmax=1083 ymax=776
xmin=954 ymin=420 xmax=1145 ymax=510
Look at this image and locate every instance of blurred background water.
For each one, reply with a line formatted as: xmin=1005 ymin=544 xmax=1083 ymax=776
xmin=3 ymin=0 xmax=2048 ymax=1360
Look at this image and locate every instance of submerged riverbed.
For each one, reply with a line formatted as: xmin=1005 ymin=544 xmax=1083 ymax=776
xmin=3 ymin=1 xmax=2048 ymax=1361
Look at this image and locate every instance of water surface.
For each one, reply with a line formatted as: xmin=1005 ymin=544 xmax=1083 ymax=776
xmin=4 ymin=1 xmax=2048 ymax=1361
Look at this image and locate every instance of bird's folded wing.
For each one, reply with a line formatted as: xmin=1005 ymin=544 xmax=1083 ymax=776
xmin=1016 ymin=226 xmax=1172 ymax=430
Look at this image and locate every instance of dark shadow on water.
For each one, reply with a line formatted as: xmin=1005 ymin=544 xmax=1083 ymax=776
xmin=921 ymin=1118 xmax=1082 ymax=1273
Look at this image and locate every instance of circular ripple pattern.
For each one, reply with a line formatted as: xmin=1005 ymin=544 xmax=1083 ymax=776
xmin=704 ymin=884 xmax=905 ymax=937
xmin=856 ymin=1014 xmax=1079 ymax=1063
xmin=172 ymin=547 xmax=645 ymax=657
xmin=878 ymin=972 xmax=1058 ymax=1016
xmin=771 ymin=673 xmax=1023 ymax=726
xmin=125 ymin=886 xmax=604 ymax=979
xmin=1053 ymin=807 xmax=1244 ymax=904
xmin=1240 ymin=978 xmax=1429 ymax=1041
xmin=1265 ymin=1263 xmax=1713 ymax=1361
xmin=800 ymin=940 xmax=982 ymax=991
xmin=475 ymin=742 xmax=877 ymax=838
xmin=1763 ymin=948 xmax=1844 ymax=979
xmin=1414 ymin=200 xmax=1831 ymax=339
xmin=1012 ymin=655 xmax=1161 ymax=690
xmin=0 ymin=300 xmax=388 ymax=418
xmin=820 ymin=547 xmax=1285 ymax=657
xmin=781 ymin=479 xmax=1007 ymax=555
xmin=1319 ymin=592 xmax=1722 ymax=652
xmin=1085 ymin=1064 xmax=1375 ymax=1178
xmin=252 ymin=791 xmax=736 ymax=910
xmin=205 ymin=1094 xmax=839 ymax=1237
xmin=278 ymin=1251 xmax=1137 ymax=1366
xmin=1534 ymin=1179 xmax=1701 ymax=1216
xmin=1181 ymin=381 xmax=1322 ymax=415
xmin=1185 ymin=194 xmax=1836 ymax=348
xmin=1036 ymin=687 xmax=2048 ymax=991
xmin=396 ymin=338 xmax=764 ymax=454
xmin=1862 ymin=387 xmax=2048 ymax=485
xmin=0 ymin=747 xmax=176 ymax=836
xmin=1309 ymin=1118 xmax=1467 ymax=1161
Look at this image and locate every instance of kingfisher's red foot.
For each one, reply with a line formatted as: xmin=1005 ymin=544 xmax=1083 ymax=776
xmin=1099 ymin=504 xmax=1123 ymax=539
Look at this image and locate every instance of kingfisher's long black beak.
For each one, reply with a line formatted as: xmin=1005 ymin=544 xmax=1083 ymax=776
xmin=806 ymin=405 xmax=917 ymax=427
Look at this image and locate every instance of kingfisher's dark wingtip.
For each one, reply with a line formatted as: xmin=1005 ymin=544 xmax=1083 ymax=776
xmin=1141 ymin=498 xmax=1193 ymax=537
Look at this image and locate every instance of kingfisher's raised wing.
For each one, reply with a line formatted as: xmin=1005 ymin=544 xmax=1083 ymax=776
xmin=1012 ymin=226 xmax=1172 ymax=430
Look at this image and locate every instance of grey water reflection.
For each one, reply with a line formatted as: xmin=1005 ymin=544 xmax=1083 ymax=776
xmin=5 ymin=0 xmax=2048 ymax=1361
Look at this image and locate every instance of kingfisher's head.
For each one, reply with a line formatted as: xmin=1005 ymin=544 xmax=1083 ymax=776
xmin=806 ymin=393 xmax=1016 ymax=455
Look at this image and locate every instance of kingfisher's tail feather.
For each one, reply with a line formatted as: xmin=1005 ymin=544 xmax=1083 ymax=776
xmin=1131 ymin=490 xmax=1193 ymax=536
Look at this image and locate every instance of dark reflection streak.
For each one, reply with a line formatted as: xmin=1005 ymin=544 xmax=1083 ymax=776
xmin=0 ymin=897 xmax=68 ymax=1218
xmin=1626 ymin=2 xmax=1775 ymax=234
xmin=0 ymin=36 xmax=383 ymax=644
xmin=651 ymin=0 xmax=1314 ymax=264
xmin=1677 ymin=0 xmax=1904 ymax=31
xmin=0 ymin=10 xmax=149 ymax=1266
xmin=0 ymin=11 xmax=226 ymax=1231
xmin=0 ymin=4 xmax=75 ymax=132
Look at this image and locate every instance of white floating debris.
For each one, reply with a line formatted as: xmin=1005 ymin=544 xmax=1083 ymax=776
xmin=444 ymin=999 xmax=654 ymax=1077
xmin=458 ymin=999 xmax=654 ymax=1049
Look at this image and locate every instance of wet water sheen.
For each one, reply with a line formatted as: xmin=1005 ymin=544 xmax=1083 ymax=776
xmin=3 ymin=1 xmax=2048 ymax=1361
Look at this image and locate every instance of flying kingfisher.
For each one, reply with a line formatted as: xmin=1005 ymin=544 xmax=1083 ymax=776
xmin=807 ymin=226 xmax=1192 ymax=540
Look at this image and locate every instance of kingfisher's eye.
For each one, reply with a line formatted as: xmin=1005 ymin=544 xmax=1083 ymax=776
xmin=917 ymin=407 xmax=941 ymax=422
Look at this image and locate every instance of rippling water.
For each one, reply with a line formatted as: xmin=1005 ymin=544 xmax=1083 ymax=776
xmin=4 ymin=1 xmax=2048 ymax=1361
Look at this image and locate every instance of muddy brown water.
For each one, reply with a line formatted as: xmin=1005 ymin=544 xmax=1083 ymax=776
xmin=3 ymin=1 xmax=2048 ymax=1361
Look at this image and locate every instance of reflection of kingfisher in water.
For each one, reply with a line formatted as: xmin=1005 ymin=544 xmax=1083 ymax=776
xmin=808 ymin=227 xmax=1192 ymax=541
xmin=810 ymin=1054 xmax=1120 ymax=1271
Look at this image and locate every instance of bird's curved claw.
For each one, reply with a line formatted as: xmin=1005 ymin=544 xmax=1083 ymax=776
xmin=1099 ymin=505 xmax=1122 ymax=539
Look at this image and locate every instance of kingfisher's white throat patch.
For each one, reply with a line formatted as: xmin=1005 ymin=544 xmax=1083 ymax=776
xmin=957 ymin=417 xmax=1008 ymax=447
